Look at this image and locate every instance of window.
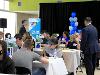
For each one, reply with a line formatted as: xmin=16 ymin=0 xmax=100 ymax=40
xmin=0 ymin=0 xmax=9 ymax=10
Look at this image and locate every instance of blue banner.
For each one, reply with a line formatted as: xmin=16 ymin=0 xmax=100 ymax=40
xmin=29 ymin=18 xmax=41 ymax=42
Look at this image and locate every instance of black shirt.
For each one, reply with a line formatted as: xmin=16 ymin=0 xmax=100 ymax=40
xmin=19 ymin=25 xmax=26 ymax=36
xmin=0 ymin=56 xmax=15 ymax=74
xmin=67 ymin=41 xmax=77 ymax=49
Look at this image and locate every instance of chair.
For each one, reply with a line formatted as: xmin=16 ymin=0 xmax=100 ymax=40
xmin=15 ymin=66 xmax=31 ymax=75
xmin=32 ymin=67 xmax=46 ymax=75
xmin=96 ymin=51 xmax=100 ymax=69
xmin=76 ymin=51 xmax=84 ymax=73
xmin=7 ymin=47 xmax=13 ymax=58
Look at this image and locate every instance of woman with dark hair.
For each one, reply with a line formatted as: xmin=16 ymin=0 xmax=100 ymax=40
xmin=5 ymin=33 xmax=11 ymax=39
xmin=45 ymin=38 xmax=62 ymax=57
xmin=59 ymin=31 xmax=69 ymax=46
xmin=0 ymin=40 xmax=15 ymax=74
xmin=5 ymin=33 xmax=15 ymax=47
xmin=14 ymin=33 xmax=23 ymax=49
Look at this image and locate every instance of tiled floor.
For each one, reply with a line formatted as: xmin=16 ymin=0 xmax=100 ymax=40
xmin=77 ymin=67 xmax=100 ymax=75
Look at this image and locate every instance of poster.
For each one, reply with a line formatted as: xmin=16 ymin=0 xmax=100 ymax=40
xmin=29 ymin=18 xmax=41 ymax=48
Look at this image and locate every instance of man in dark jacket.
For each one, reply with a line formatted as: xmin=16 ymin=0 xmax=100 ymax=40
xmin=19 ymin=20 xmax=27 ymax=36
xmin=81 ymin=17 xmax=100 ymax=75
xmin=0 ymin=40 xmax=15 ymax=74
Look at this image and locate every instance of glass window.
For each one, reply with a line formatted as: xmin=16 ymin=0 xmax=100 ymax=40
xmin=0 ymin=0 xmax=4 ymax=9
xmin=0 ymin=0 xmax=9 ymax=10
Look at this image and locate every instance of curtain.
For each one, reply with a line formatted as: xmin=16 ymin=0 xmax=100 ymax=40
xmin=39 ymin=3 xmax=68 ymax=35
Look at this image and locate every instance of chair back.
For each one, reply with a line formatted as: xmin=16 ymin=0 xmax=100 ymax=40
xmin=7 ymin=47 xmax=13 ymax=58
xmin=15 ymin=66 xmax=31 ymax=75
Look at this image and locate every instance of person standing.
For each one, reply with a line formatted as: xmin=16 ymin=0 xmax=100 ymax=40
xmin=19 ymin=20 xmax=27 ymax=36
xmin=81 ymin=17 xmax=100 ymax=75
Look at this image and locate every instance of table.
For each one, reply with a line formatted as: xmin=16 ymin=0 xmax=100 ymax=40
xmin=33 ymin=57 xmax=68 ymax=75
xmin=33 ymin=48 xmax=45 ymax=55
xmin=33 ymin=48 xmax=80 ymax=75
xmin=62 ymin=49 xmax=80 ymax=75
xmin=75 ymin=50 xmax=81 ymax=66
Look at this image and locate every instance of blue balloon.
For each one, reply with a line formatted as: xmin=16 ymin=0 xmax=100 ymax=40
xmin=70 ymin=30 xmax=75 ymax=35
xmin=73 ymin=26 xmax=77 ymax=31
xmin=71 ymin=12 xmax=76 ymax=17
xmin=70 ymin=22 xmax=75 ymax=27
xmin=69 ymin=12 xmax=80 ymax=35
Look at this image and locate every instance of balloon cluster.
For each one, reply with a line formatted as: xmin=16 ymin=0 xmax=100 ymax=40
xmin=69 ymin=12 xmax=78 ymax=35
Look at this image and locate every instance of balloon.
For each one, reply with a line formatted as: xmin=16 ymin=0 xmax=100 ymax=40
xmin=70 ymin=22 xmax=75 ymax=27
xmin=69 ymin=12 xmax=80 ymax=35
xmin=75 ymin=22 xmax=78 ymax=26
xmin=69 ymin=26 xmax=73 ymax=30
xmin=71 ymin=12 xmax=76 ymax=17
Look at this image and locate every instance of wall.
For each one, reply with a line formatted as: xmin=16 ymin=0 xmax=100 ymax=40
xmin=63 ymin=0 xmax=92 ymax=2
xmin=16 ymin=13 xmax=38 ymax=33
xmin=0 ymin=0 xmax=9 ymax=10
xmin=9 ymin=0 xmax=93 ymax=33
xmin=9 ymin=0 xmax=93 ymax=11
xmin=0 ymin=11 xmax=16 ymax=37
xmin=9 ymin=0 xmax=56 ymax=11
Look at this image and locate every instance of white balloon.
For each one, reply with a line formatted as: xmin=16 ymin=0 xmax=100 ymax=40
xmin=75 ymin=22 xmax=78 ymax=26
xmin=69 ymin=17 xmax=78 ymax=22
xmin=74 ymin=17 xmax=77 ymax=22
xmin=69 ymin=26 xmax=73 ymax=30
xmin=69 ymin=17 xmax=73 ymax=22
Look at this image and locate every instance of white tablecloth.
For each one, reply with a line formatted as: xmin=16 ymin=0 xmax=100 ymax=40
xmin=62 ymin=49 xmax=80 ymax=75
xmin=33 ymin=57 xmax=68 ymax=75
xmin=75 ymin=50 xmax=81 ymax=66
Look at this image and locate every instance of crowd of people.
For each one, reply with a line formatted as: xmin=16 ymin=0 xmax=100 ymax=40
xmin=0 ymin=19 xmax=82 ymax=75
xmin=0 ymin=17 xmax=100 ymax=75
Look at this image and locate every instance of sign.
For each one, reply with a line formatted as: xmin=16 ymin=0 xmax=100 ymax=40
xmin=29 ymin=18 xmax=41 ymax=42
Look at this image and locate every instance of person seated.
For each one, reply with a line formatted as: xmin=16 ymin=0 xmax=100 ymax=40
xmin=22 ymin=32 xmax=30 ymax=42
xmin=14 ymin=34 xmax=24 ymax=49
xmin=5 ymin=33 xmax=11 ymax=39
xmin=59 ymin=31 xmax=69 ymax=46
xmin=12 ymin=39 xmax=48 ymax=74
xmin=67 ymin=33 xmax=80 ymax=50
xmin=45 ymin=38 xmax=62 ymax=58
xmin=0 ymin=40 xmax=15 ymax=74
xmin=5 ymin=33 xmax=16 ymax=47
xmin=51 ymin=33 xmax=59 ymax=39
xmin=22 ymin=32 xmax=35 ymax=49
xmin=41 ymin=32 xmax=50 ymax=47
xmin=0 ymin=31 xmax=4 ymax=40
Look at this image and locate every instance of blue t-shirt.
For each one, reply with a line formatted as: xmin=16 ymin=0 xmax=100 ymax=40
xmin=59 ymin=36 xmax=69 ymax=44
